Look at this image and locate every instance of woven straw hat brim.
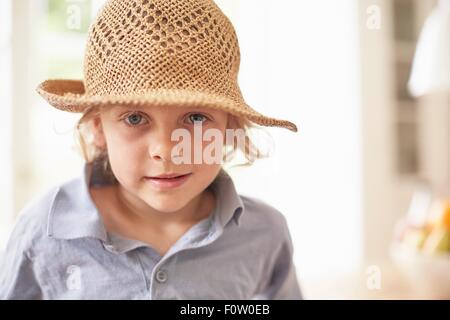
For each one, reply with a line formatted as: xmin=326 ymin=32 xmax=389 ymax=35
xmin=37 ymin=79 xmax=298 ymax=132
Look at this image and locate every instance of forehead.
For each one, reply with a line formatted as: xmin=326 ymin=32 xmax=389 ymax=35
xmin=103 ymin=104 xmax=225 ymax=116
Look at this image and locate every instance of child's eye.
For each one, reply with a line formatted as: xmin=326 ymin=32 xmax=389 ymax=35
xmin=124 ymin=113 xmax=148 ymax=127
xmin=186 ymin=113 xmax=209 ymax=124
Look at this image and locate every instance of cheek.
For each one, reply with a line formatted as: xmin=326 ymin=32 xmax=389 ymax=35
xmin=104 ymin=124 xmax=146 ymax=155
xmin=104 ymin=130 xmax=148 ymax=178
xmin=195 ymin=163 xmax=222 ymax=182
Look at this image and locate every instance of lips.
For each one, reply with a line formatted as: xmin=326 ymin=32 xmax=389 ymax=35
xmin=148 ymin=173 xmax=191 ymax=179
xmin=144 ymin=173 xmax=192 ymax=190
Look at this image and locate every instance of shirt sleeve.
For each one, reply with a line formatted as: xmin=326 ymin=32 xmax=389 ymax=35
xmin=253 ymin=216 xmax=303 ymax=300
xmin=0 ymin=214 xmax=43 ymax=300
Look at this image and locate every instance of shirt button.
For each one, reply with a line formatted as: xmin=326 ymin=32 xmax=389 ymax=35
xmin=155 ymin=269 xmax=168 ymax=283
xmin=104 ymin=244 xmax=116 ymax=252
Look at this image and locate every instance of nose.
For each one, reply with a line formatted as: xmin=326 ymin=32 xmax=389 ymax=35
xmin=147 ymin=126 xmax=176 ymax=162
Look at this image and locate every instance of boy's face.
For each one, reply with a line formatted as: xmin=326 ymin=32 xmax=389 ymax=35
xmin=92 ymin=105 xmax=229 ymax=214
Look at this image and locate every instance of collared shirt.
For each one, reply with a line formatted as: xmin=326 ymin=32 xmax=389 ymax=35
xmin=0 ymin=163 xmax=303 ymax=300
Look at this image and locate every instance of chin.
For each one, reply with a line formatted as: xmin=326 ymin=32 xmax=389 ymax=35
xmin=142 ymin=194 xmax=188 ymax=213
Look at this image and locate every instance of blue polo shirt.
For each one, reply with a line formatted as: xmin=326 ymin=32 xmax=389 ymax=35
xmin=0 ymin=163 xmax=303 ymax=299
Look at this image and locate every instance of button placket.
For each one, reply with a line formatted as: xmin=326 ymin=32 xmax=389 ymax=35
xmin=149 ymin=227 xmax=219 ymax=296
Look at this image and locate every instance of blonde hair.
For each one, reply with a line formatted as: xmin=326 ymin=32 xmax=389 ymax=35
xmin=74 ymin=105 xmax=273 ymax=176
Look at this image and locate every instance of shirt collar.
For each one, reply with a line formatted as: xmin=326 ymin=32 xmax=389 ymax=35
xmin=47 ymin=163 xmax=108 ymax=242
xmin=47 ymin=163 xmax=244 ymax=246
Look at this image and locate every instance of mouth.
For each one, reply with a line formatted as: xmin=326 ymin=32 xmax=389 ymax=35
xmin=144 ymin=173 xmax=192 ymax=189
xmin=147 ymin=172 xmax=192 ymax=179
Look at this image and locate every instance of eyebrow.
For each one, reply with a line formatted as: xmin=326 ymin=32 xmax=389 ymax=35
xmin=112 ymin=105 xmax=214 ymax=114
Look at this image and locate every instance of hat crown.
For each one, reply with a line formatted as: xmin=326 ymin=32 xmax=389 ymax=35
xmin=84 ymin=0 xmax=242 ymax=100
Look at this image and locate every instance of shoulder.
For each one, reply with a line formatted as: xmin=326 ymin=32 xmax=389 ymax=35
xmin=6 ymin=177 xmax=78 ymax=255
xmin=238 ymin=194 xmax=290 ymax=239
xmin=0 ymin=179 xmax=78 ymax=299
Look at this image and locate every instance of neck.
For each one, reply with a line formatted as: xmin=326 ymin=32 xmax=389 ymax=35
xmin=113 ymin=185 xmax=215 ymax=232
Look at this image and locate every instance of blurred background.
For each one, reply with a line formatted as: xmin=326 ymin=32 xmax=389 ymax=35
xmin=1 ymin=0 xmax=449 ymax=299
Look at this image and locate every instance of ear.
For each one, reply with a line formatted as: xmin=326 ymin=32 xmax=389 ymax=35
xmin=91 ymin=116 xmax=106 ymax=149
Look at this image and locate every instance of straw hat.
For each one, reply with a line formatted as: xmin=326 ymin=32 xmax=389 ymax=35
xmin=36 ymin=0 xmax=298 ymax=132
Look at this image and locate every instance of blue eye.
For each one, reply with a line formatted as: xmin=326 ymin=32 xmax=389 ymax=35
xmin=124 ymin=113 xmax=147 ymax=126
xmin=188 ymin=113 xmax=208 ymax=124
